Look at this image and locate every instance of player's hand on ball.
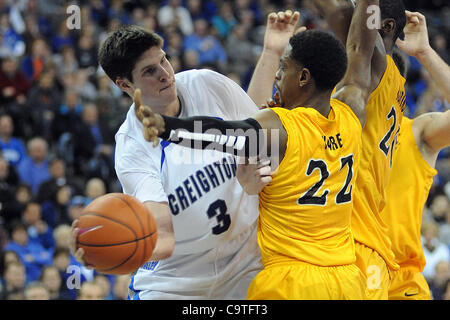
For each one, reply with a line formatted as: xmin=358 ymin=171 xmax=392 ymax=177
xmin=237 ymin=158 xmax=274 ymax=195
xmin=70 ymin=219 xmax=92 ymax=269
xmin=133 ymin=89 xmax=166 ymax=147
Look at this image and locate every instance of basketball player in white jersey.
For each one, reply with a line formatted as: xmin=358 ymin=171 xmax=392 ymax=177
xmin=70 ymin=12 xmax=300 ymax=300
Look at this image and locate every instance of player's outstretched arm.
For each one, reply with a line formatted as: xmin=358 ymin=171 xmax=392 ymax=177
xmin=142 ymin=201 xmax=175 ymax=261
xmin=413 ymin=110 xmax=450 ymax=159
xmin=247 ymin=10 xmax=303 ymax=109
xmin=333 ymin=0 xmax=380 ymax=127
xmin=396 ymin=11 xmax=450 ymax=101
xmin=312 ymin=0 xmax=355 ymax=45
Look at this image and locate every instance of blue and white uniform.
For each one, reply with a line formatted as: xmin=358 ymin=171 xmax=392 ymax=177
xmin=114 ymin=69 xmax=262 ymax=299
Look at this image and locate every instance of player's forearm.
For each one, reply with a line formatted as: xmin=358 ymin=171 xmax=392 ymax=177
xmin=312 ymin=0 xmax=354 ymax=44
xmin=417 ymin=47 xmax=450 ymax=102
xmin=247 ymin=50 xmax=280 ymax=108
xmin=159 ymin=114 xmax=264 ymax=158
xmin=145 ymin=202 xmax=175 ymax=261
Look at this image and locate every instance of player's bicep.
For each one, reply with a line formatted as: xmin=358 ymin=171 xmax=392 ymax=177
xmin=421 ymin=110 xmax=450 ymax=152
xmin=143 ymin=201 xmax=175 ymax=261
xmin=251 ymin=108 xmax=288 ymax=162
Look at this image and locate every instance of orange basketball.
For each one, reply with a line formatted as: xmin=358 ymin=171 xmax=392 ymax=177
xmin=76 ymin=193 xmax=157 ymax=275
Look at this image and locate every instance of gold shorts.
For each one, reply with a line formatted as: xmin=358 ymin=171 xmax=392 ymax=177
xmin=246 ymin=260 xmax=367 ymax=300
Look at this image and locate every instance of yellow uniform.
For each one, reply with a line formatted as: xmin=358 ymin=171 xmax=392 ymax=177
xmin=380 ymin=117 xmax=436 ymax=300
xmin=351 ymin=55 xmax=406 ymax=299
xmin=246 ymin=99 xmax=366 ymax=300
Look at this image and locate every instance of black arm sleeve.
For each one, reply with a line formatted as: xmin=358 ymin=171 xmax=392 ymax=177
xmin=160 ymin=114 xmax=264 ymax=158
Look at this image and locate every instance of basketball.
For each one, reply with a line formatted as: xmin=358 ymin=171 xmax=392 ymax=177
xmin=76 ymin=193 xmax=157 ymax=275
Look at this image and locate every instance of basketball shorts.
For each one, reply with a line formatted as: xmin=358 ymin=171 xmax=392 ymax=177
xmin=388 ymin=268 xmax=431 ymax=300
xmin=354 ymin=241 xmax=390 ymax=300
xmin=246 ymin=260 xmax=367 ymax=300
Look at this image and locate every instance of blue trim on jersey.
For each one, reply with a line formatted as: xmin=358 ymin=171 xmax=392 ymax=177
xmin=128 ymin=274 xmax=141 ymax=300
xmin=160 ymin=140 xmax=171 ymax=171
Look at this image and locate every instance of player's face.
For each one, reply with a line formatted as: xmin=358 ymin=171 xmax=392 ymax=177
xmin=274 ymin=45 xmax=301 ymax=108
xmin=130 ymin=46 xmax=177 ymax=108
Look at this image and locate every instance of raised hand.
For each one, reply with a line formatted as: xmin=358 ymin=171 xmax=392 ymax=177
xmin=396 ymin=11 xmax=431 ymax=59
xmin=263 ymin=10 xmax=304 ymax=56
xmin=133 ymin=89 xmax=166 ymax=147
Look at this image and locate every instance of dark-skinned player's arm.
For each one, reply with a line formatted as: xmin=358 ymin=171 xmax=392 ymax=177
xmin=312 ymin=0 xmax=355 ymax=45
xmin=333 ymin=0 xmax=381 ymax=127
xmin=313 ymin=0 xmax=386 ymax=92
xmin=134 ymin=89 xmax=288 ymax=162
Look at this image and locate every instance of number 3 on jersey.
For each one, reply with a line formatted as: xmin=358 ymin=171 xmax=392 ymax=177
xmin=297 ymin=154 xmax=354 ymax=206
xmin=207 ymin=199 xmax=231 ymax=235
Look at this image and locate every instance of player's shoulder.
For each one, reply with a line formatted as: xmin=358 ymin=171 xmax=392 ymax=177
xmin=115 ymin=105 xmax=149 ymax=153
xmin=175 ymin=69 xmax=234 ymax=88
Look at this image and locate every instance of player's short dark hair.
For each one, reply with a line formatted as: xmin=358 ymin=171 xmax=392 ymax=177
xmin=98 ymin=25 xmax=164 ymax=83
xmin=288 ymin=30 xmax=347 ymax=91
xmin=380 ymin=0 xmax=406 ymax=42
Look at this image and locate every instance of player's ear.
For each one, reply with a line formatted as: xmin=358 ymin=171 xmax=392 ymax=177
xmin=381 ymin=18 xmax=395 ymax=37
xmin=298 ymin=68 xmax=311 ymax=88
xmin=116 ymin=77 xmax=134 ymax=94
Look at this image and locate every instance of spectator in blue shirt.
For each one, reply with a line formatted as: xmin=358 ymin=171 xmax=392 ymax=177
xmin=4 ymin=221 xmax=52 ymax=282
xmin=0 ymin=114 xmax=27 ymax=168
xmin=17 ymin=137 xmax=51 ymax=195
xmin=183 ymin=18 xmax=227 ymax=71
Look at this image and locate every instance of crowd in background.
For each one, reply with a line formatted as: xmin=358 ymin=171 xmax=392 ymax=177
xmin=0 ymin=0 xmax=448 ymax=300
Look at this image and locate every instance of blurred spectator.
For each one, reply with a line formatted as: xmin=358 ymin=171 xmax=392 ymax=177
xmin=186 ymin=0 xmax=209 ymax=22
xmin=0 ymin=114 xmax=27 ymax=167
xmin=73 ymin=69 xmax=98 ymax=103
xmin=26 ymin=71 xmax=62 ymax=141
xmin=431 ymin=33 xmax=449 ymax=64
xmin=52 ymin=45 xmax=79 ymax=82
xmin=75 ymin=103 xmax=115 ymax=183
xmin=4 ymin=221 xmax=52 ymax=282
xmin=41 ymin=184 xmax=72 ymax=228
xmin=0 ymin=57 xmax=30 ymax=107
xmin=422 ymin=220 xmax=450 ymax=282
xmin=77 ymin=281 xmax=104 ymax=300
xmin=24 ymin=281 xmax=50 ymax=300
xmin=39 ymin=265 xmax=71 ymax=300
xmin=52 ymin=247 xmax=83 ymax=300
xmin=439 ymin=210 xmax=450 ymax=245
xmin=0 ymin=261 xmax=26 ymax=300
xmin=50 ymin=20 xmax=75 ymax=53
xmin=0 ymin=250 xmax=20 ymax=276
xmin=430 ymin=193 xmax=450 ymax=225
xmin=158 ymin=0 xmax=194 ymax=36
xmin=37 ymin=157 xmax=83 ymax=204
xmin=76 ymin=33 xmax=98 ymax=70
xmin=16 ymin=137 xmax=50 ymax=195
xmin=429 ymin=261 xmax=450 ymax=300
xmin=22 ymin=201 xmax=54 ymax=249
xmin=94 ymin=274 xmax=114 ymax=300
xmin=85 ymin=178 xmax=106 ymax=201
xmin=51 ymin=89 xmax=83 ymax=143
xmin=112 ymin=274 xmax=130 ymax=300
xmin=1 ymin=183 xmax=32 ymax=230
xmin=20 ymin=37 xmax=51 ymax=82
xmin=0 ymin=12 xmax=25 ymax=58
xmin=225 ymin=23 xmax=260 ymax=81
xmin=67 ymin=195 xmax=88 ymax=223
xmin=183 ymin=19 xmax=227 ymax=71
xmin=212 ymin=2 xmax=238 ymax=39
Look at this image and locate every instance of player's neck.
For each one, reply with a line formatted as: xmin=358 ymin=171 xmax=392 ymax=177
xmin=299 ymin=91 xmax=331 ymax=118
xmin=160 ymin=97 xmax=181 ymax=117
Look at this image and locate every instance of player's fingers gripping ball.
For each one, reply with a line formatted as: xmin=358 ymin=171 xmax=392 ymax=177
xmin=76 ymin=193 xmax=158 ymax=275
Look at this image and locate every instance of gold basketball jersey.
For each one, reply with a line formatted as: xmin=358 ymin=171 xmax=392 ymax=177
xmin=258 ymin=99 xmax=362 ymax=267
xmin=351 ymin=55 xmax=406 ymax=270
xmin=380 ymin=117 xmax=437 ymax=271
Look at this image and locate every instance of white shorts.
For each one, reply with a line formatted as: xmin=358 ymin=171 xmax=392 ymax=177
xmin=128 ymin=223 xmax=262 ymax=300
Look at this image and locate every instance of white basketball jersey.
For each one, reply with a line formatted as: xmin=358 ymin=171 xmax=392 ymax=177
xmin=114 ymin=70 xmax=262 ymax=299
